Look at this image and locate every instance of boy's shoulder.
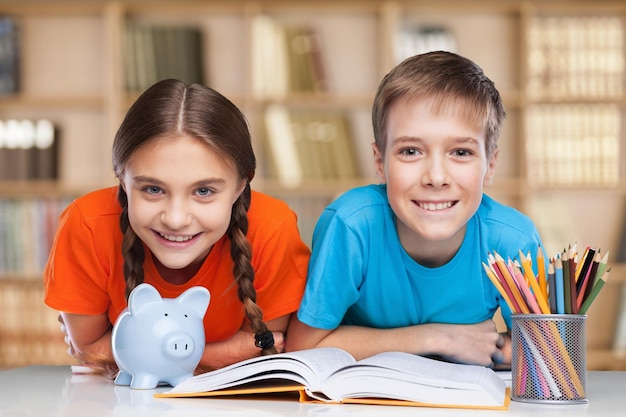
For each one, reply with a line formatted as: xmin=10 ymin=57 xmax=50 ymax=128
xmin=478 ymin=193 xmax=536 ymax=233
xmin=325 ymin=184 xmax=391 ymax=220
xmin=329 ymin=184 xmax=389 ymax=215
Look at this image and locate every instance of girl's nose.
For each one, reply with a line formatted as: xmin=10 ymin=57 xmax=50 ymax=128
xmin=161 ymin=199 xmax=192 ymax=229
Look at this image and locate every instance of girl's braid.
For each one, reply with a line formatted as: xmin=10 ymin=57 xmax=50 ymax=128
xmin=117 ymin=185 xmax=146 ymax=299
xmin=228 ymin=184 xmax=277 ymax=355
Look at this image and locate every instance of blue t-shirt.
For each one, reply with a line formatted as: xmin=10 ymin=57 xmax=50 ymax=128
xmin=297 ymin=184 xmax=544 ymax=331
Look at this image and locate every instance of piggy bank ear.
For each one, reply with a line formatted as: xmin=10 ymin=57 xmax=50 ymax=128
xmin=128 ymin=283 xmax=162 ymax=315
xmin=177 ymin=286 xmax=211 ymax=318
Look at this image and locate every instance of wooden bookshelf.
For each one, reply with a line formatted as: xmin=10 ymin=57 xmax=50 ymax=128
xmin=0 ymin=0 xmax=625 ymax=369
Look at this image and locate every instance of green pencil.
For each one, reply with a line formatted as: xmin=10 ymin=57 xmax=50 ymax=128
xmin=578 ymin=267 xmax=610 ymax=315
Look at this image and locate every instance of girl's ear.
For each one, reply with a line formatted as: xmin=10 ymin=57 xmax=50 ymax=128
xmin=232 ymin=179 xmax=247 ymax=205
xmin=372 ymin=142 xmax=387 ymax=184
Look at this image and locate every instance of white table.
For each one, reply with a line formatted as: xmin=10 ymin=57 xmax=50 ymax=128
xmin=0 ymin=366 xmax=624 ymax=416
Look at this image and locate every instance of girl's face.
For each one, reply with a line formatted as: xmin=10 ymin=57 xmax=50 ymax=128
xmin=373 ymin=97 xmax=497 ymax=267
xmin=121 ymin=135 xmax=245 ymax=282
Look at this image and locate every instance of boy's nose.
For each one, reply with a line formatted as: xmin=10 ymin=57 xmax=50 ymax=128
xmin=421 ymin=157 xmax=450 ymax=187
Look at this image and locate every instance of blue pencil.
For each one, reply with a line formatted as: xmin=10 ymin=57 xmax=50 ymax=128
xmin=554 ymin=255 xmax=565 ymax=315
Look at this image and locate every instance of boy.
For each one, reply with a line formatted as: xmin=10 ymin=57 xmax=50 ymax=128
xmin=285 ymin=51 xmax=544 ymax=368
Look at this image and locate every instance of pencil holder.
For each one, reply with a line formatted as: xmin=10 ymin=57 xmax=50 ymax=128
xmin=511 ymin=314 xmax=587 ymax=404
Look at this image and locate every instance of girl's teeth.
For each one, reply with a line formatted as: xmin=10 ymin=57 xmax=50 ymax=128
xmin=161 ymin=233 xmax=192 ymax=242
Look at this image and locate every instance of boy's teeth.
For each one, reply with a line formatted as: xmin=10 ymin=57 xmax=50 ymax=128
xmin=419 ymin=201 xmax=452 ymax=211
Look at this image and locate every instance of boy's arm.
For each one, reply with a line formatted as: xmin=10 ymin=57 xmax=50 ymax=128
xmin=285 ymin=315 xmax=510 ymax=367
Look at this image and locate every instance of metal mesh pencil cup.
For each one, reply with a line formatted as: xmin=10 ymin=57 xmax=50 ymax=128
xmin=511 ymin=314 xmax=587 ymax=404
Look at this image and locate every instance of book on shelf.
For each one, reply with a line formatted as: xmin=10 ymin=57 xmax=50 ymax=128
xmin=0 ymin=196 xmax=70 ymax=278
xmin=524 ymin=104 xmax=620 ymax=187
xmin=0 ymin=119 xmax=59 ymax=181
xmin=124 ymin=23 xmax=204 ymax=93
xmin=263 ymin=105 xmax=359 ymax=188
xmin=0 ymin=279 xmax=72 ymax=368
xmin=252 ymin=15 xmax=327 ymax=98
xmin=394 ymin=24 xmax=456 ymax=65
xmin=526 ymin=16 xmax=624 ymax=99
xmin=0 ymin=16 xmax=19 ymax=95
xmin=155 ymin=347 xmax=510 ymax=410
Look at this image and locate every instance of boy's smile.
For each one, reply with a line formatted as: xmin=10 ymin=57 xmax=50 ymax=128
xmin=373 ymin=97 xmax=498 ymax=267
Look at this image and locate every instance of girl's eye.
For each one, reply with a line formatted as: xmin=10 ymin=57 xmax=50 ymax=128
xmin=196 ymin=187 xmax=213 ymax=197
xmin=145 ymin=186 xmax=162 ymax=194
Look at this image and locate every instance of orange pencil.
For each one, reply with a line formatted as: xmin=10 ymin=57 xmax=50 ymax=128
xmin=518 ymin=250 xmax=551 ymax=314
xmin=487 ymin=254 xmax=523 ymax=314
xmin=536 ymin=246 xmax=548 ymax=301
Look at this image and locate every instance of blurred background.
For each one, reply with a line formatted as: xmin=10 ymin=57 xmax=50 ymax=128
xmin=0 ymin=0 xmax=624 ymax=370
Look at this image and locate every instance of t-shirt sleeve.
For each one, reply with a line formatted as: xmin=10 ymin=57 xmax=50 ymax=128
xmin=297 ymin=208 xmax=365 ymax=330
xmin=249 ymin=205 xmax=310 ymax=322
xmin=43 ymin=202 xmax=111 ymax=315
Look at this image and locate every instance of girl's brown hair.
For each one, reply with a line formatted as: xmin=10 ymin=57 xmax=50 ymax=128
xmin=112 ymin=79 xmax=276 ymax=356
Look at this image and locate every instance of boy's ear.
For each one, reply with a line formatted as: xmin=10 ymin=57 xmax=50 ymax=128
xmin=483 ymin=148 xmax=499 ymax=187
xmin=372 ymin=142 xmax=387 ymax=184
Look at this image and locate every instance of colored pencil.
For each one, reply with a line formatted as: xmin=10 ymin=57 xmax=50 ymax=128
xmin=537 ymin=245 xmax=548 ymax=301
xmin=547 ymin=262 xmax=557 ymax=314
xmin=579 ymin=268 xmax=610 ymax=315
xmin=554 ymin=254 xmax=565 ymax=314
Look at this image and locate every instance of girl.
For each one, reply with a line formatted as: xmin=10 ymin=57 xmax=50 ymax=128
xmin=44 ymin=79 xmax=310 ymax=375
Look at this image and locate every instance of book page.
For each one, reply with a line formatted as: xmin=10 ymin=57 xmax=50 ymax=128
xmin=166 ymin=347 xmax=356 ymax=394
xmin=319 ymin=352 xmax=506 ymax=406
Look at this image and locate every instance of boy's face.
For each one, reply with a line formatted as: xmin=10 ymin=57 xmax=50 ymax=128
xmin=373 ymin=97 xmax=498 ymax=266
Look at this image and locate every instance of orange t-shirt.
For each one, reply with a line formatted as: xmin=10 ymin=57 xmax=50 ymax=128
xmin=43 ymin=186 xmax=310 ymax=343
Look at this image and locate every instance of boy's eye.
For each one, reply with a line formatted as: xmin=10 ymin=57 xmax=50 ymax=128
xmin=454 ymin=149 xmax=473 ymax=157
xmin=400 ymin=148 xmax=419 ymax=157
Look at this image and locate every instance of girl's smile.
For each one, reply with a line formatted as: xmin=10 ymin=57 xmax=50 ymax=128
xmin=121 ymin=134 xmax=244 ymax=283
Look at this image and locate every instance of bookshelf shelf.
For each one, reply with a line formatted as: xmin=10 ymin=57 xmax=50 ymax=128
xmin=0 ymin=0 xmax=624 ymax=370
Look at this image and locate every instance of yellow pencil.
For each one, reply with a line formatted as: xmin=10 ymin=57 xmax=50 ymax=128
xmin=519 ymin=250 xmax=551 ymax=314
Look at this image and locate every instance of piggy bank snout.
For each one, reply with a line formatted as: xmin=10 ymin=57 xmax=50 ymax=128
xmin=163 ymin=333 xmax=196 ymax=359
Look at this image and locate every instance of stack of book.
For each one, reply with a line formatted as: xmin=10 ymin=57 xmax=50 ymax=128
xmin=124 ymin=23 xmax=204 ymax=93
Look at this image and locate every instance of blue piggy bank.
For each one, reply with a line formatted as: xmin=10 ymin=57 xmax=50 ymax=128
xmin=111 ymin=283 xmax=210 ymax=389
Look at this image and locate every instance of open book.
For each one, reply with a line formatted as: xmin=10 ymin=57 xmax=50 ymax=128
xmin=155 ymin=347 xmax=510 ymax=409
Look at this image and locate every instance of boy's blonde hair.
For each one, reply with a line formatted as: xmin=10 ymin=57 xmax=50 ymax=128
xmin=372 ymin=51 xmax=505 ymax=159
